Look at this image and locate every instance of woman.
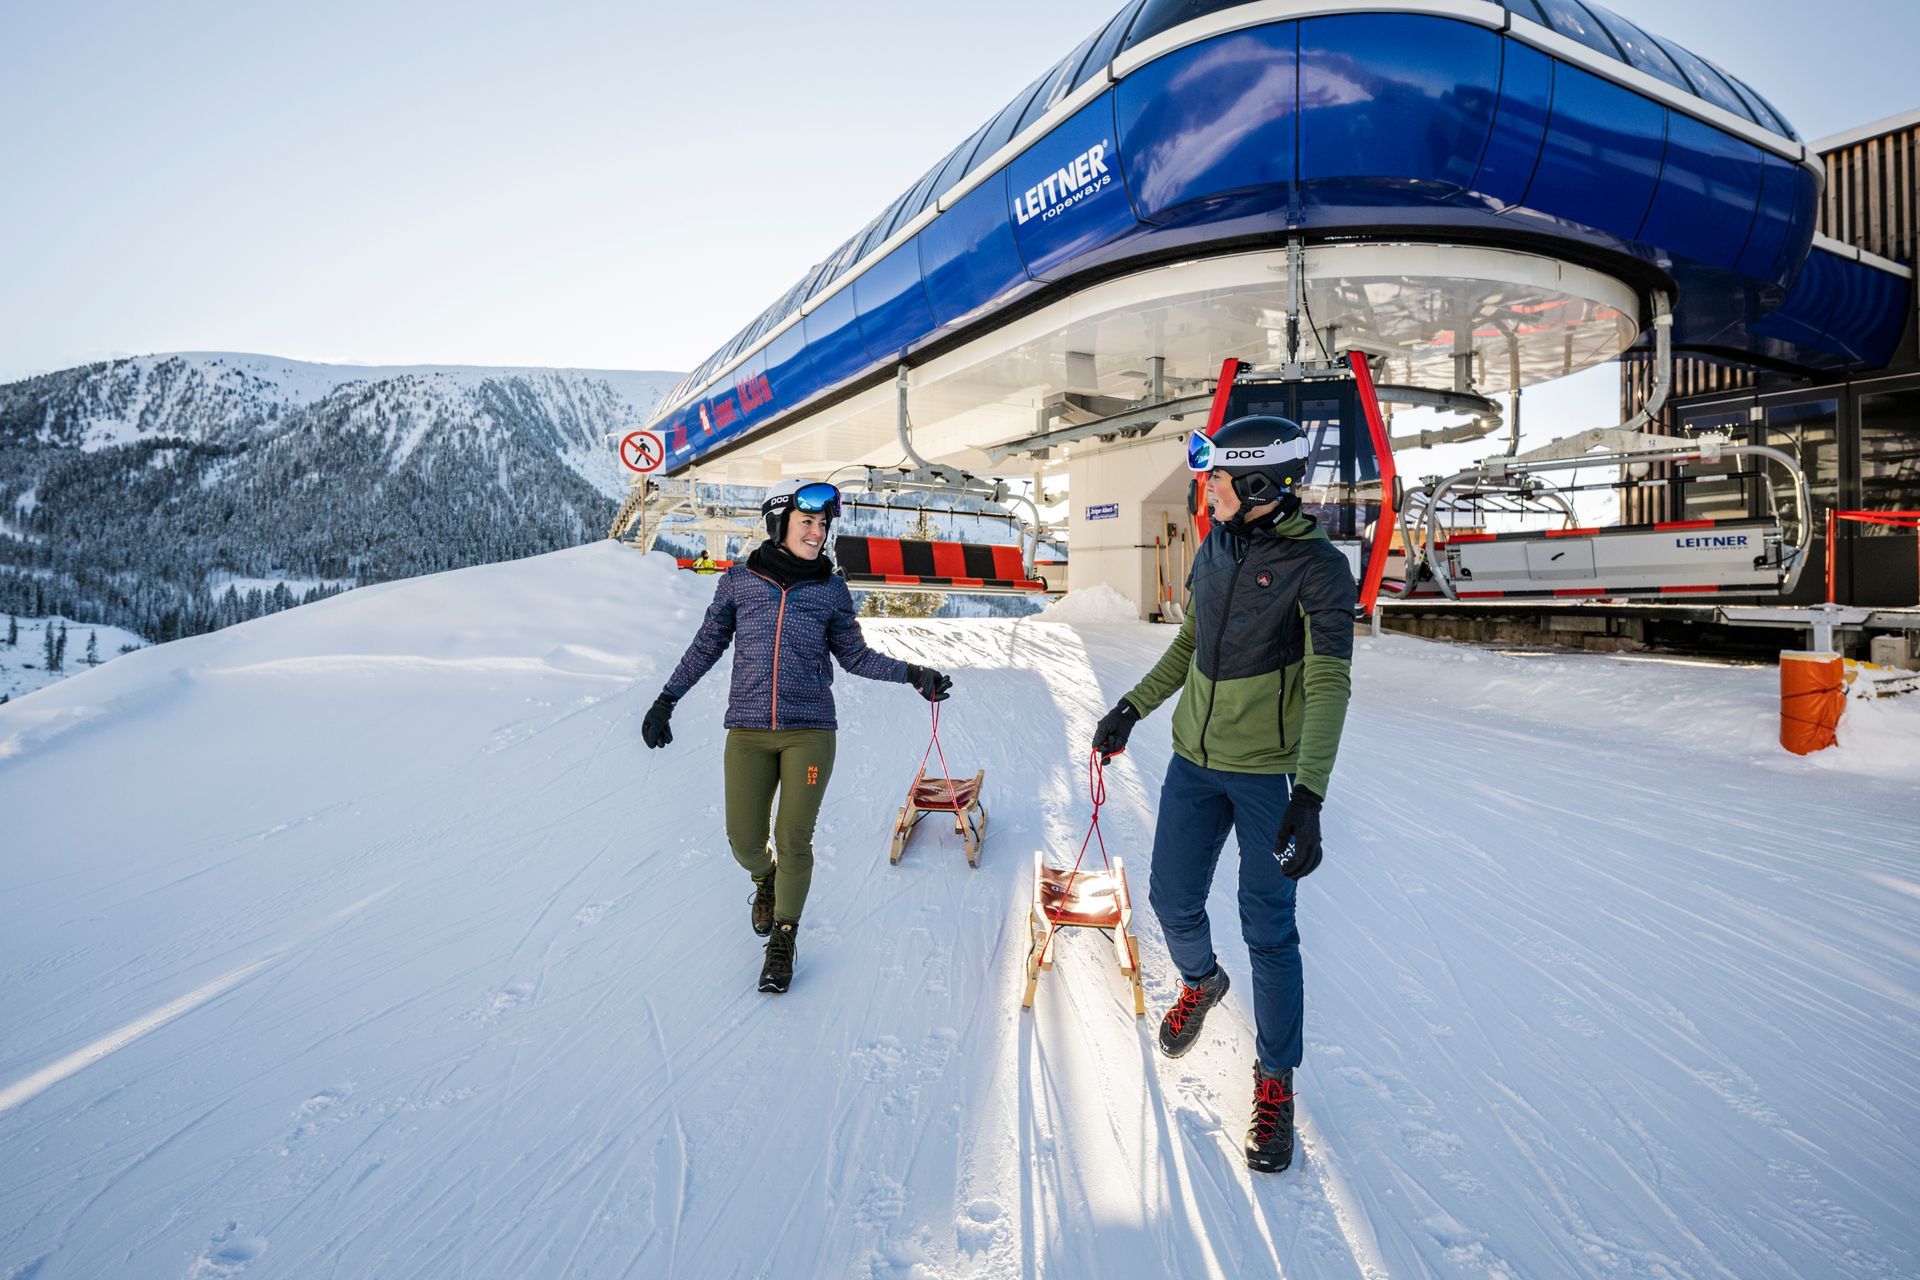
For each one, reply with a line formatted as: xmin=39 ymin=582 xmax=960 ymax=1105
xmin=641 ymin=479 xmax=952 ymax=993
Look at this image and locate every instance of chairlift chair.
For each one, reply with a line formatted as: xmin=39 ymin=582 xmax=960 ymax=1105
xmin=1384 ymin=438 xmax=1813 ymax=601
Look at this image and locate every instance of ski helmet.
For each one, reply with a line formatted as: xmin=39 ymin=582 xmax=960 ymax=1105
xmin=762 ymin=478 xmax=842 ymax=543
xmin=1188 ymin=415 xmax=1310 ymax=509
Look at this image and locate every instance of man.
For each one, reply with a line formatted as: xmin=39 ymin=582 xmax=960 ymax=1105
xmin=1091 ymin=414 xmax=1355 ymax=1172
xmin=691 ymin=550 xmax=720 ymax=575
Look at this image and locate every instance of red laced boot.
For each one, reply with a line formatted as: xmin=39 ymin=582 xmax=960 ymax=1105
xmin=1156 ymin=966 xmax=1230 ymax=1058
xmin=1245 ymin=1062 xmax=1295 ymax=1172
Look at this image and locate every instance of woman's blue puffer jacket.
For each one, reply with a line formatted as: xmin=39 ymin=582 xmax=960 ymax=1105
xmin=662 ymin=564 xmax=909 ymax=731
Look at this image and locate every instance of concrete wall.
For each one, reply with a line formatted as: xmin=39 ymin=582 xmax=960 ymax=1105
xmin=1063 ymin=434 xmax=1195 ymax=618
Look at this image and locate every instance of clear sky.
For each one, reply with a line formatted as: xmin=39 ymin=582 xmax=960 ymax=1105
xmin=2 ymin=0 xmax=1915 ymax=399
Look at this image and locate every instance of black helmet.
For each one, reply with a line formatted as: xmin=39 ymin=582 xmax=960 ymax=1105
xmin=1188 ymin=415 xmax=1310 ymax=508
xmin=761 ymin=479 xmax=842 ymax=542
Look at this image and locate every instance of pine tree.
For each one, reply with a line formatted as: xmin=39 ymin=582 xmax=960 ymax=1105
xmin=5 ymin=614 xmax=15 ymax=647
xmin=43 ymin=621 xmax=57 ymax=672
xmin=54 ymin=622 xmax=68 ymax=673
xmin=86 ymin=630 xmax=100 ymax=666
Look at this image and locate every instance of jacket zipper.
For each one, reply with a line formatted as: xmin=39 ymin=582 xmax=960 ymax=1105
xmin=770 ymin=586 xmax=790 ymax=729
xmin=749 ymin=568 xmax=792 ymax=731
xmin=1198 ymin=547 xmax=1247 ymax=769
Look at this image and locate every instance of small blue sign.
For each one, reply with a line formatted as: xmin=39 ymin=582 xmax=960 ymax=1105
xmin=1086 ymin=503 xmax=1119 ymax=521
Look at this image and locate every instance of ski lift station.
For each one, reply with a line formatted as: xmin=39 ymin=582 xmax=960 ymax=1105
xmin=618 ymin=0 xmax=1918 ymax=650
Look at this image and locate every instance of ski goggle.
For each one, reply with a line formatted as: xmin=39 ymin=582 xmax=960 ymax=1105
xmin=794 ymin=481 xmax=840 ymax=513
xmin=782 ymin=481 xmax=841 ymax=519
xmin=1185 ymin=429 xmax=1310 ymax=473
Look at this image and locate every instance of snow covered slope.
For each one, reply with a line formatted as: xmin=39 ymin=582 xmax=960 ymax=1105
xmin=1 ymin=544 xmax=1915 ymax=1278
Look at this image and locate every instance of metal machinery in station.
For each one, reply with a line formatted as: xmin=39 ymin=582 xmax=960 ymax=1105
xmin=1381 ymin=298 xmax=1816 ymax=604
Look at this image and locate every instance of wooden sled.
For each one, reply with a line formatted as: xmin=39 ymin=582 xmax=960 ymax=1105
xmin=1021 ymin=852 xmax=1145 ymax=1016
xmin=888 ymin=767 xmax=987 ymax=867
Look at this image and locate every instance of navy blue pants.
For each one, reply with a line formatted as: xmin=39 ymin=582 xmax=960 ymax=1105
xmin=1146 ymin=752 xmax=1302 ymax=1073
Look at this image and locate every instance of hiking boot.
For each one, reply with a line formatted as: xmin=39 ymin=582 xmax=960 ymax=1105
xmin=1245 ymin=1062 xmax=1295 ymax=1173
xmin=1157 ymin=965 xmax=1230 ymax=1058
xmin=759 ymin=921 xmax=798 ymax=994
xmin=750 ymin=868 xmax=777 ymax=937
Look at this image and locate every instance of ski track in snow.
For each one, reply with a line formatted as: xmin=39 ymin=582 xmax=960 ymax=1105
xmin=0 ymin=542 xmax=1915 ymax=1278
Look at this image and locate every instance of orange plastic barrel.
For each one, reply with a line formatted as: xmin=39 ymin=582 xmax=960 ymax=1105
xmin=1779 ymin=651 xmax=1844 ymax=755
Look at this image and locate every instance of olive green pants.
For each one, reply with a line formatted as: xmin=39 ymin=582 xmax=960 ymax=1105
xmin=724 ymin=729 xmax=837 ymax=924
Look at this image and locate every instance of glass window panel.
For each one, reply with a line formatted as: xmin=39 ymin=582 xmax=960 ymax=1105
xmin=969 ymin=73 xmax=1051 ymax=171
xmin=1502 ymin=0 xmax=1551 ymax=25
xmin=798 ymin=259 xmax=833 ymax=300
xmin=1534 ymin=0 xmax=1625 ymax=59
xmin=1677 ymin=407 xmax=1758 ymax=521
xmin=1582 ymin=3 xmax=1688 ymax=91
xmin=1853 ymin=387 xmax=1920 ymax=603
xmin=818 ymin=231 xmax=866 ymax=286
xmin=1858 ymin=388 xmax=1920 ymax=521
xmin=1015 ymin=54 xmax=1076 ymax=134
xmin=857 ymin=192 xmax=911 ymax=260
xmin=1740 ymin=82 xmax=1798 ymax=140
xmin=717 ymin=326 xmax=750 ymax=366
xmin=892 ymin=162 xmax=946 ymax=230
xmin=1766 ymin=398 xmax=1840 ymax=553
xmin=746 ymin=289 xmax=790 ymax=345
xmin=763 ymin=277 xmax=810 ymax=333
xmin=1294 ymin=396 xmax=1350 ymax=535
xmin=1075 ymin=0 xmax=1148 ymax=89
xmin=1123 ymin=0 xmax=1251 ymax=51
xmin=1710 ymin=60 xmax=1792 ymax=135
xmin=1649 ymin=36 xmax=1751 ymax=118
xmin=929 ymin=122 xmax=993 ymax=205
xmin=1228 ymin=386 xmax=1355 ymax=536
xmin=1021 ymin=26 xmax=1106 ymax=132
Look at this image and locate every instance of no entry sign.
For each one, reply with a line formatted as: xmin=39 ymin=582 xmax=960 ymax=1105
xmin=619 ymin=430 xmax=665 ymax=474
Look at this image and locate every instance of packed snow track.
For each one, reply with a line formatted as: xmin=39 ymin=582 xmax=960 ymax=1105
xmin=2 ymin=543 xmax=1915 ymax=1278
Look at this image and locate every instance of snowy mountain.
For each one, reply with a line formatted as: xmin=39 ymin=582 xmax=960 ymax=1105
xmin=0 ymin=353 xmax=681 ymax=642
xmin=1 ymin=542 xmax=1915 ymax=1277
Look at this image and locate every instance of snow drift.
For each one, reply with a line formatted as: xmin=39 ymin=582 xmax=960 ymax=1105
xmin=1 ymin=542 xmax=1915 ymax=1278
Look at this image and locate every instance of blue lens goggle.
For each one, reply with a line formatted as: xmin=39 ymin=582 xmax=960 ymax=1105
xmin=1186 ymin=431 xmax=1215 ymax=472
xmin=793 ymin=481 xmax=841 ymax=516
xmin=1187 ymin=430 xmax=1310 ymax=475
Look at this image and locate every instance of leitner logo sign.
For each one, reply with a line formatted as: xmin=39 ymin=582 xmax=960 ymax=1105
xmin=1014 ymin=142 xmax=1113 ymax=225
xmin=1675 ymin=534 xmax=1750 ymax=548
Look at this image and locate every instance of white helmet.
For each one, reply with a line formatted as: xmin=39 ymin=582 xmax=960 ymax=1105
xmin=761 ymin=478 xmax=843 ymax=542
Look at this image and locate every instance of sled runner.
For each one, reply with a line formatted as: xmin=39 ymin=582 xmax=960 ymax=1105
xmin=889 ymin=702 xmax=987 ymax=867
xmin=1022 ymin=751 xmax=1145 ymax=1016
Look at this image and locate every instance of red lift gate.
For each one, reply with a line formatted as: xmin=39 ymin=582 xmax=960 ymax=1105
xmin=1190 ymin=353 xmax=1398 ymax=616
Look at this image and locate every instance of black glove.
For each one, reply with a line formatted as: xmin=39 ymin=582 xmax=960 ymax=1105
xmin=905 ymin=664 xmax=952 ymax=702
xmin=1274 ymin=784 xmax=1323 ymax=879
xmin=641 ymin=692 xmax=678 ymax=749
xmin=1091 ymin=699 xmax=1140 ymax=761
